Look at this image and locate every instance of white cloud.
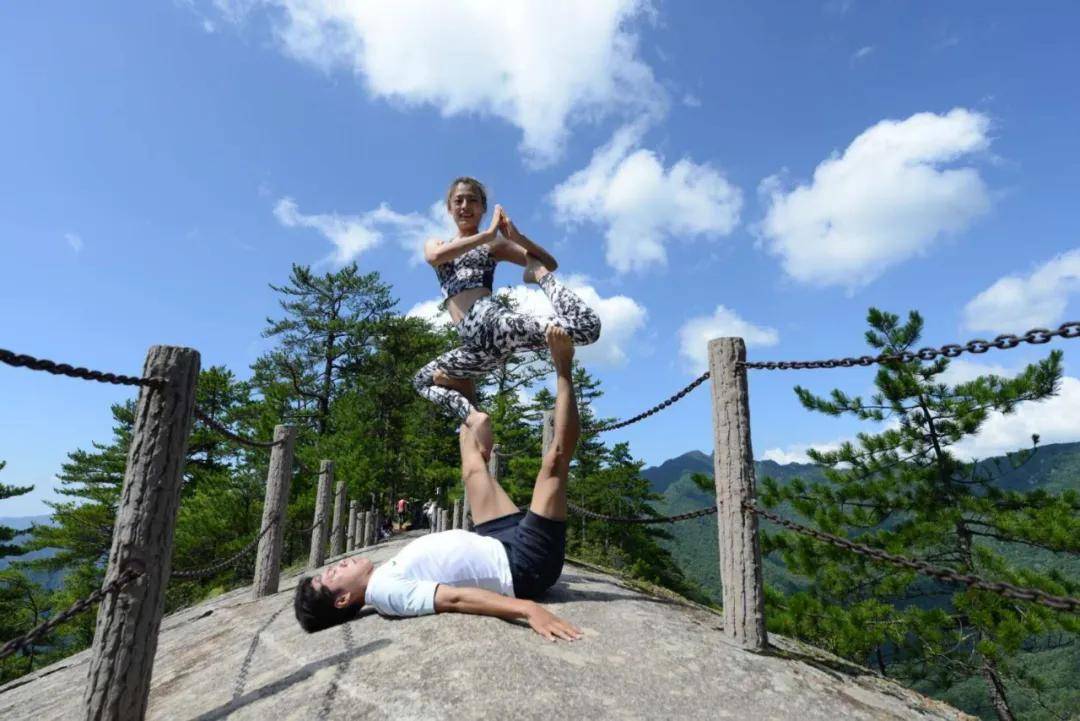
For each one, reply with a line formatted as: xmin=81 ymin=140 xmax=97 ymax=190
xmin=758 ymin=108 xmax=991 ymax=290
xmin=851 ymin=45 xmax=874 ymax=62
xmin=678 ymin=305 xmax=779 ymax=373
xmin=273 ymin=197 xmax=452 ymax=265
xmin=760 ymin=441 xmax=844 ymax=465
xmin=936 ymin=358 xmax=1017 ymax=386
xmin=962 ymin=248 xmax=1080 ymax=334
xmin=953 ymin=375 xmax=1080 ymax=460
xmin=210 ymin=0 xmax=664 ymax=166
xmin=501 ymin=275 xmax=647 ymax=367
xmin=405 ymin=298 xmax=451 ymax=327
xmin=64 ymin=233 xmax=83 ymax=252
xmin=551 ymin=123 xmax=742 ymax=273
xmin=682 ymin=93 xmax=702 ymax=108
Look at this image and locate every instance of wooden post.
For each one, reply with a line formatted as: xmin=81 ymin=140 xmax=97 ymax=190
xmin=252 ymin=425 xmax=296 ymax=599
xmin=709 ymin=337 xmax=767 ymax=651
xmin=330 ymin=477 xmax=347 ymax=557
xmin=308 ymin=461 xmax=334 ymax=569
xmin=359 ymin=511 xmax=368 ymax=548
xmin=452 ymin=499 xmax=462 ymax=530
xmin=367 ymin=510 xmax=376 ymax=546
xmin=347 ymin=501 xmax=358 ymax=552
xmin=541 ymin=409 xmax=555 ymax=456
xmin=83 ymin=346 xmax=199 ymax=721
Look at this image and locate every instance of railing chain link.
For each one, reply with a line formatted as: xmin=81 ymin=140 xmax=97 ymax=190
xmin=741 ymin=321 xmax=1080 ymax=371
xmin=592 ymin=371 xmax=711 ymax=433
xmin=0 ymin=566 xmax=144 ymax=662
xmin=567 ymin=501 xmax=717 ymax=524
xmin=171 ymin=517 xmax=279 ymax=580
xmin=746 ymin=502 xmax=1080 ymax=614
xmin=0 ymin=348 xmax=164 ymax=388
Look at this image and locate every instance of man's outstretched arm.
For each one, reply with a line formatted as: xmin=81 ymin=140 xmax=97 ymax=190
xmin=433 ymin=585 xmax=582 ymax=642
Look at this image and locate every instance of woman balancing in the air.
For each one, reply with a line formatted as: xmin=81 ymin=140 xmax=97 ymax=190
xmin=413 ymin=177 xmax=601 ymax=457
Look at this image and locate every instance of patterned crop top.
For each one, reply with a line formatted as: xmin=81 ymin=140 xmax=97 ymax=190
xmin=434 ymin=243 xmax=496 ymax=299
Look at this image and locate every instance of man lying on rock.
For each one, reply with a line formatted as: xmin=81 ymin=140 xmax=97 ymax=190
xmin=294 ymin=325 xmax=583 ymax=643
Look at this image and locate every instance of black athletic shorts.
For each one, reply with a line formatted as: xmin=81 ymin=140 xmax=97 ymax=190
xmin=473 ymin=510 xmax=565 ymax=599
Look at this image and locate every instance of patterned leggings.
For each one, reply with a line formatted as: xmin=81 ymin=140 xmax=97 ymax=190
xmin=413 ymin=273 xmax=601 ymax=421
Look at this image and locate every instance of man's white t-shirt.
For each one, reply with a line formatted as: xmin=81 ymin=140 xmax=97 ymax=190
xmin=364 ymin=530 xmax=514 ymax=617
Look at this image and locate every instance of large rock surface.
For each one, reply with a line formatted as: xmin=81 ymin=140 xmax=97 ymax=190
xmin=0 ymin=532 xmax=972 ymax=720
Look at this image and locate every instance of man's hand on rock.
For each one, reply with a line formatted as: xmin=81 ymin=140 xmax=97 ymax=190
xmin=526 ymin=602 xmax=583 ymax=643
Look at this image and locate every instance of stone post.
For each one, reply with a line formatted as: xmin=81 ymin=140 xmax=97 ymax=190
xmin=541 ymin=409 xmax=555 ymax=456
xmin=709 ymin=337 xmax=767 ymax=651
xmin=83 ymin=346 xmax=199 ymax=721
xmin=252 ymin=425 xmax=296 ymax=599
xmin=347 ymin=501 xmax=358 ymax=552
xmin=308 ymin=461 xmax=334 ymax=569
xmin=452 ymin=499 xmax=462 ymax=530
xmin=359 ymin=511 xmax=369 ymax=548
xmin=330 ymin=476 xmax=347 ymax=557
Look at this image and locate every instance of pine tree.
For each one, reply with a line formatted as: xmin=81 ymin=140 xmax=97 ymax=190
xmin=26 ymin=402 xmax=133 ymax=653
xmin=760 ymin=309 xmax=1080 ymax=721
xmin=0 ymin=460 xmax=34 ymax=557
xmin=255 ymin=263 xmax=396 ymax=436
xmin=0 ymin=461 xmax=50 ymax=682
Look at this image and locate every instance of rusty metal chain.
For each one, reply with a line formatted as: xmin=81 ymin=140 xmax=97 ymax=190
xmin=592 ymin=371 xmax=711 ymax=433
xmin=171 ymin=517 xmax=279 ymax=580
xmin=193 ymin=407 xmax=283 ymax=449
xmin=297 ymin=519 xmax=322 ymax=535
xmin=0 ymin=566 xmax=144 ymax=662
xmin=0 ymin=347 xmax=163 ymax=388
xmin=747 ymin=503 xmax=1080 ymax=613
xmin=742 ymin=322 xmax=1080 ymax=371
xmin=567 ymin=501 xmax=718 ymax=524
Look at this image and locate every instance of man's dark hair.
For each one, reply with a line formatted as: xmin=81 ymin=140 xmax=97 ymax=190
xmin=294 ymin=576 xmax=361 ymax=633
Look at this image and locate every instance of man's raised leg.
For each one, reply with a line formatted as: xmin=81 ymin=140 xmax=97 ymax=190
xmin=529 ymin=326 xmax=580 ymax=521
xmin=459 ymin=423 xmax=519 ymax=526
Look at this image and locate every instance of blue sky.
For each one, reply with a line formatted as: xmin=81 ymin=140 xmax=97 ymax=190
xmin=3 ymin=1 xmax=1079 ymax=516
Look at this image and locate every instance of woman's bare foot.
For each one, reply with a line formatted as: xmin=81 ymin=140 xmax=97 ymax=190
xmin=523 ymin=255 xmax=551 ymax=285
xmin=465 ymin=409 xmax=493 ymax=461
xmin=432 ymin=369 xmax=477 ymax=404
xmin=546 ymin=324 xmax=574 ymax=372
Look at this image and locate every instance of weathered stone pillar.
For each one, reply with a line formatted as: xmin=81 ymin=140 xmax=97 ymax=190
xmin=330 ymin=477 xmax=347 ymax=557
xmin=709 ymin=337 xmax=767 ymax=651
xmin=347 ymin=501 xmax=358 ymax=552
xmin=452 ymin=499 xmax=462 ymax=530
xmin=541 ymin=410 xmax=555 ymax=456
xmin=252 ymin=425 xmax=296 ymax=599
xmin=308 ymin=461 xmax=333 ymax=569
xmin=83 ymin=346 xmax=199 ymax=721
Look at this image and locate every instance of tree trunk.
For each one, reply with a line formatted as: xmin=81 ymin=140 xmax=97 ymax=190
xmin=980 ymin=657 xmax=1015 ymax=721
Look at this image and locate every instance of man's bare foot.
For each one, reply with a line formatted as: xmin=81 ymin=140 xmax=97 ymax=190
xmin=546 ymin=324 xmax=574 ymax=372
xmin=465 ymin=409 xmax=493 ymax=461
xmin=523 ymin=255 xmax=550 ymax=285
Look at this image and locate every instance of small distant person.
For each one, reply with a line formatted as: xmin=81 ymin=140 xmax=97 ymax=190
xmin=294 ymin=326 xmax=582 ymax=642
xmin=396 ymin=497 xmax=408 ymax=527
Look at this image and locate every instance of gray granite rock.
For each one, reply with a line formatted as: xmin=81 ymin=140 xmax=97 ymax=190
xmin=0 ymin=532 xmax=973 ymax=720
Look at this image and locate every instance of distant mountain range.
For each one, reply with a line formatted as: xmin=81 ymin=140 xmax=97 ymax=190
xmin=0 ymin=515 xmax=63 ymax=589
xmin=641 ymin=441 xmax=1080 ymax=600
